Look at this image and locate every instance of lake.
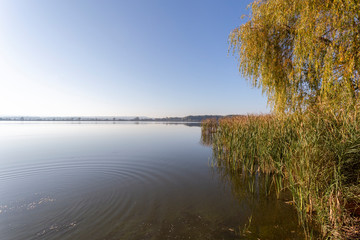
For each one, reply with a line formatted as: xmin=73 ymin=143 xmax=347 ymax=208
xmin=0 ymin=122 xmax=304 ymax=239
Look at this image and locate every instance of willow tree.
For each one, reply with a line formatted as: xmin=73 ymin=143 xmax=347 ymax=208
xmin=230 ymin=0 xmax=360 ymax=113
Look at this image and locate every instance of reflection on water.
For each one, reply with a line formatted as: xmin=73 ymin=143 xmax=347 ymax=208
xmin=211 ymin=165 xmax=307 ymax=239
xmin=0 ymin=122 xmax=304 ymax=239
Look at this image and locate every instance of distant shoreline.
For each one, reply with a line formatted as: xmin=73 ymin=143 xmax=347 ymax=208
xmin=0 ymin=115 xmax=227 ymax=122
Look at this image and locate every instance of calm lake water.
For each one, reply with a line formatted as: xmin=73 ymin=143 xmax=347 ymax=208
xmin=0 ymin=122 xmax=304 ymax=240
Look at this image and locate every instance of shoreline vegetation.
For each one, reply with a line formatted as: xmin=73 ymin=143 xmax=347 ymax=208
xmin=202 ymin=105 xmax=360 ymax=239
xmin=219 ymin=0 xmax=360 ymax=238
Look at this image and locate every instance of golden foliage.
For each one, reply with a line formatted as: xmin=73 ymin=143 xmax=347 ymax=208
xmin=230 ymin=0 xmax=360 ymax=113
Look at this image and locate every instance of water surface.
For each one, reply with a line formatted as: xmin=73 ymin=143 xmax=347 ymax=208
xmin=0 ymin=122 xmax=304 ymax=239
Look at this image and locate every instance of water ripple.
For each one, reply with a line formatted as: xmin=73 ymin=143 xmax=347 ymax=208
xmin=0 ymin=155 xmax=187 ymax=240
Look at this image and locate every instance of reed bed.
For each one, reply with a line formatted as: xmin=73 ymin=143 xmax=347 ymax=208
xmin=201 ymin=118 xmax=218 ymax=146
xmin=202 ymin=106 xmax=360 ymax=239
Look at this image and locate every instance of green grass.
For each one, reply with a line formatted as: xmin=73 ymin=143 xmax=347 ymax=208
xmin=202 ymin=105 xmax=360 ymax=239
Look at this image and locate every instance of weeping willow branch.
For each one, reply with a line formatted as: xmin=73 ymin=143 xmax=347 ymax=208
xmin=230 ymin=0 xmax=360 ymax=113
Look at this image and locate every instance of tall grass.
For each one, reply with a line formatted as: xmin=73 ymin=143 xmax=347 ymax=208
xmin=202 ymin=105 xmax=360 ymax=239
xmin=200 ymin=118 xmax=217 ymax=146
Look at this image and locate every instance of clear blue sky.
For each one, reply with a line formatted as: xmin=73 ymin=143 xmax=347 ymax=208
xmin=0 ymin=0 xmax=268 ymax=117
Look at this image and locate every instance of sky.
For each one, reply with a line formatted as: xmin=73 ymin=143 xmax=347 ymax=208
xmin=0 ymin=0 xmax=268 ymax=117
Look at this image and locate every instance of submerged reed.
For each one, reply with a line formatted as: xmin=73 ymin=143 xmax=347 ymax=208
xmin=202 ymin=105 xmax=360 ymax=239
xmin=201 ymin=118 xmax=218 ymax=146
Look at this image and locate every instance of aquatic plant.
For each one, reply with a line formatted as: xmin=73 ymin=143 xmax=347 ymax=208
xmin=200 ymin=118 xmax=218 ymax=146
xmin=202 ymin=104 xmax=360 ymax=239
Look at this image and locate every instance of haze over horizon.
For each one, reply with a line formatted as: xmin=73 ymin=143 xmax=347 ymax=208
xmin=0 ymin=0 xmax=269 ymax=118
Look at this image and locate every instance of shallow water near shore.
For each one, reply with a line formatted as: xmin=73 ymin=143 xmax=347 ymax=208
xmin=0 ymin=122 xmax=305 ymax=239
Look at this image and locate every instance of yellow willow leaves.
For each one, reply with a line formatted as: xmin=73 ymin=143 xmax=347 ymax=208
xmin=229 ymin=0 xmax=360 ymax=113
